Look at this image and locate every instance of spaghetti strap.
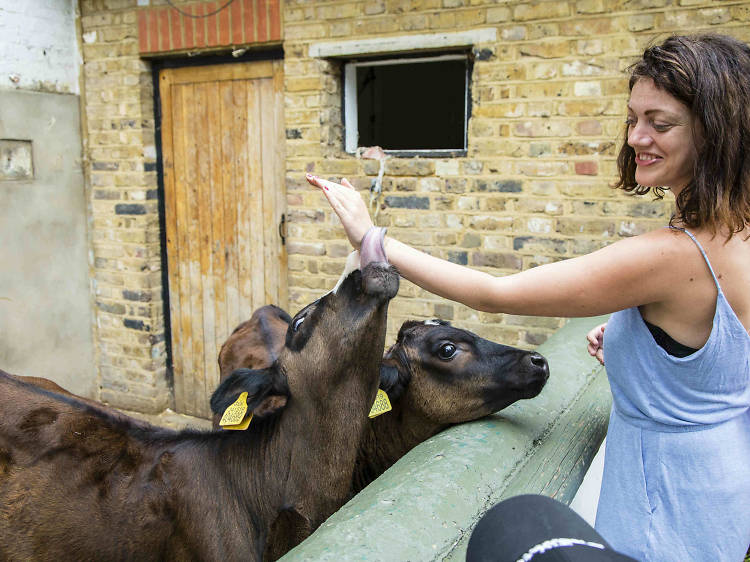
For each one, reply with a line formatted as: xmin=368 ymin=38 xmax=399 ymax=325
xmin=668 ymin=226 xmax=722 ymax=292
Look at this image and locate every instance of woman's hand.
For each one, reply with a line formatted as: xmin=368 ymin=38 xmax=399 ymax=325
xmin=306 ymin=174 xmax=374 ymax=249
xmin=586 ymin=323 xmax=606 ymax=366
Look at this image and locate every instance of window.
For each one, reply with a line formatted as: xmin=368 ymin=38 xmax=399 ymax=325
xmin=344 ymin=53 xmax=470 ymax=156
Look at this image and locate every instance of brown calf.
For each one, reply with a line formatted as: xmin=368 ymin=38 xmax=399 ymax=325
xmin=219 ymin=312 xmax=549 ymax=493
xmin=0 ymin=240 xmax=399 ymax=561
xmin=219 ymin=310 xmax=549 ymax=558
xmin=354 ymin=318 xmax=548 ymax=493
xmin=3 ymin=372 xmax=151 ymax=429
xmin=213 ymin=305 xmax=291 ymax=428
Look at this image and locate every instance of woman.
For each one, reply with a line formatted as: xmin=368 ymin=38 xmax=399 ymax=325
xmin=307 ymin=34 xmax=750 ymax=561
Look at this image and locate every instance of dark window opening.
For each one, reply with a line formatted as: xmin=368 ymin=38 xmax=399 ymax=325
xmin=345 ymin=55 xmax=469 ymax=154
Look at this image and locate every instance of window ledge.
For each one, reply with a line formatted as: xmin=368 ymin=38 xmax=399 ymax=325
xmin=309 ymin=29 xmax=497 ymax=59
xmin=351 ymin=149 xmax=468 ymax=158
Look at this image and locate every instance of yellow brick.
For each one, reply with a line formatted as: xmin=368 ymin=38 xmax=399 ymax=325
xmin=514 ymin=1 xmax=570 ymax=21
xmin=286 ymin=77 xmax=322 ymax=92
xmin=455 ymin=9 xmax=486 ymax=26
xmin=519 ymin=39 xmax=570 ymax=59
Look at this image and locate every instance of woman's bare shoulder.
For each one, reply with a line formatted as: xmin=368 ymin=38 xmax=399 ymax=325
xmin=588 ymin=227 xmax=696 ymax=271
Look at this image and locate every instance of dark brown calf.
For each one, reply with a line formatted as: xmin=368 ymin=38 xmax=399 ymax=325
xmin=219 ymin=310 xmax=548 ymax=558
xmin=353 ymin=319 xmax=548 ymax=493
xmin=0 ymin=241 xmax=399 ymax=561
xmin=213 ymin=304 xmax=291 ymax=428
xmin=3 ymin=372 xmax=151 ymax=429
xmin=219 ymin=313 xmax=549 ymax=494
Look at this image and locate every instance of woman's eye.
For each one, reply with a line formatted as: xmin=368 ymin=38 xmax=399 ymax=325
xmin=625 ymin=117 xmax=636 ymax=127
xmin=292 ymin=316 xmax=305 ymax=332
xmin=437 ymin=343 xmax=457 ymax=360
xmin=652 ymin=122 xmax=671 ymax=132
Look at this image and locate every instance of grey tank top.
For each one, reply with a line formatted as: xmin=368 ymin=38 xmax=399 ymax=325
xmin=604 ymin=227 xmax=750 ymax=430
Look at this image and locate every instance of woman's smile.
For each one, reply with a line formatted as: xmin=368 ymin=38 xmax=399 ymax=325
xmin=635 ymin=152 xmax=662 ymax=165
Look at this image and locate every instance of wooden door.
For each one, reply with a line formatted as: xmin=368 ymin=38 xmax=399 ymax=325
xmin=159 ymin=60 xmax=287 ymax=418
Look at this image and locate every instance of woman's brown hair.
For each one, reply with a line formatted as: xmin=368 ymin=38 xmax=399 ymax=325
xmin=615 ymin=34 xmax=750 ymax=236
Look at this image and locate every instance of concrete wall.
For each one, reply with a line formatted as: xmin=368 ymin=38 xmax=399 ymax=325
xmin=283 ymin=316 xmax=611 ymax=561
xmin=0 ymin=89 xmax=96 ymax=397
xmin=0 ymin=1 xmax=96 ymax=397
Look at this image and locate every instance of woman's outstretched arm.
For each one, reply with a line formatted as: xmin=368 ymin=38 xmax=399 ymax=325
xmin=306 ymin=174 xmax=679 ymax=317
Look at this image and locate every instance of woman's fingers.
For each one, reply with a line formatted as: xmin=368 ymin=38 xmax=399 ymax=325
xmin=586 ymin=323 xmax=606 ymax=365
xmin=306 ymin=174 xmax=374 ymax=248
xmin=586 ymin=329 xmax=600 ymax=345
xmin=306 ymin=173 xmax=337 ymax=193
xmin=586 ymin=323 xmax=606 ymax=343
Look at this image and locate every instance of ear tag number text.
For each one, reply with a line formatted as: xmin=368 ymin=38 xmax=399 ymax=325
xmin=368 ymin=389 xmax=392 ymax=418
xmin=220 ymin=391 xmax=253 ymax=430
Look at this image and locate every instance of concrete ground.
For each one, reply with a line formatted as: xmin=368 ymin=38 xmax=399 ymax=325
xmin=569 ymin=437 xmax=605 ymax=526
xmin=119 ymin=408 xmax=213 ymax=431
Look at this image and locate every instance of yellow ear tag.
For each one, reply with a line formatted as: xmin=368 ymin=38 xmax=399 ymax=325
xmin=368 ymin=389 xmax=392 ymax=419
xmin=220 ymin=391 xmax=253 ymax=430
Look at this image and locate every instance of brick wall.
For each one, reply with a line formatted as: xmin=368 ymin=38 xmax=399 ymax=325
xmin=282 ymin=0 xmax=750 ymax=347
xmin=78 ymin=0 xmax=750 ymax=413
xmin=80 ymin=0 xmax=168 ymax=412
xmin=79 ymin=0 xmax=283 ymax=413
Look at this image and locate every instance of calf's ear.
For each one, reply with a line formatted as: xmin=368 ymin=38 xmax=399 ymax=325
xmin=379 ymin=360 xmax=410 ymax=402
xmin=253 ymin=395 xmax=288 ymax=417
xmin=210 ymin=367 xmax=289 ymax=420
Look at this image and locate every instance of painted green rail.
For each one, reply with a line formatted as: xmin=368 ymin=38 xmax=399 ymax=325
xmin=282 ymin=316 xmax=611 ymax=561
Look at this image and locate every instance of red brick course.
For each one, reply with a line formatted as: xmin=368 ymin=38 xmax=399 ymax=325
xmin=137 ymin=0 xmax=281 ymax=55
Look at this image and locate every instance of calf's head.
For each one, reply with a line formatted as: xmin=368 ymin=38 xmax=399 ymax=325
xmin=211 ymin=230 xmax=399 ymax=423
xmin=213 ymin=305 xmax=291 ymax=428
xmin=379 ymin=320 xmax=549 ymax=424
xmin=218 ymin=305 xmax=291 ymax=376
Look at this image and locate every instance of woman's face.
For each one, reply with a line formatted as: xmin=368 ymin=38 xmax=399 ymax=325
xmin=626 ymin=78 xmax=698 ymax=194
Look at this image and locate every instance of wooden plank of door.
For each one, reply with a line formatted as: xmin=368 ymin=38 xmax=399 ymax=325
xmin=186 ymin=81 xmax=206 ymax=417
xmin=235 ymin=79 xmax=253 ymax=321
xmin=246 ymin=80 xmax=266 ymax=313
xmin=272 ymin=60 xmax=288 ymax=308
xmin=196 ymin=80 xmax=220 ymax=418
xmin=223 ymin=80 xmax=245 ymax=334
xmin=260 ymin=77 xmax=279 ymax=306
xmin=165 ymin=61 xmax=274 ymax=85
xmin=171 ymin=81 xmax=195 ymax=415
xmin=209 ymin=81 xmax=229 ymax=382
xmin=206 ymin=82 xmax=229 ymax=384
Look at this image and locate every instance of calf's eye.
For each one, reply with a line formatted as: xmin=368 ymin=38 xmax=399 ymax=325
xmin=437 ymin=343 xmax=457 ymax=360
xmin=292 ymin=316 xmax=305 ymax=332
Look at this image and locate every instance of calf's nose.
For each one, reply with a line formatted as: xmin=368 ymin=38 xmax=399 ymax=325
xmin=524 ymin=352 xmax=549 ymax=380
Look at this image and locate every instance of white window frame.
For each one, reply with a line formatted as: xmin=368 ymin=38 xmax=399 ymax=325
xmin=343 ymin=53 xmax=470 ymax=156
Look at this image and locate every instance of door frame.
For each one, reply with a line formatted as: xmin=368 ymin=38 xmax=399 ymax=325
xmin=150 ymin=48 xmax=285 ymax=403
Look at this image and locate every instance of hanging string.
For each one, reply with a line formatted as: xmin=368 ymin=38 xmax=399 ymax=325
xmin=356 ymin=146 xmax=388 ymax=222
xmin=165 ymin=0 xmax=236 ymax=19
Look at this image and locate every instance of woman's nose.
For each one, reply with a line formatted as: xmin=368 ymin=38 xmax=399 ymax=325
xmin=628 ymin=122 xmax=652 ymax=148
